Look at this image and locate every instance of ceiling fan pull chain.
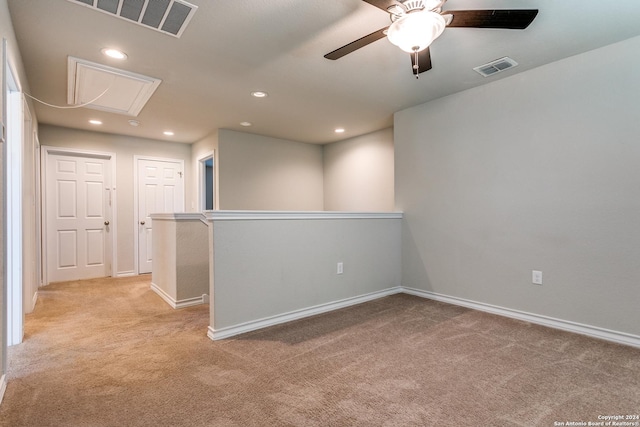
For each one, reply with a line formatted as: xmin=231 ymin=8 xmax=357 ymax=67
xmin=413 ymin=49 xmax=420 ymax=79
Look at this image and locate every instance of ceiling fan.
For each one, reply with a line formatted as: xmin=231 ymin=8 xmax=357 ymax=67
xmin=324 ymin=0 xmax=538 ymax=78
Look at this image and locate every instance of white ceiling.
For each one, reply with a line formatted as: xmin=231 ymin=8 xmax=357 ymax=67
xmin=8 ymin=0 xmax=640 ymax=144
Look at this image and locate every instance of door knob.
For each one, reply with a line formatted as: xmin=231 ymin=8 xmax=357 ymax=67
xmin=104 ymin=221 xmax=110 ymax=226
xmin=140 ymin=221 xmax=145 ymax=225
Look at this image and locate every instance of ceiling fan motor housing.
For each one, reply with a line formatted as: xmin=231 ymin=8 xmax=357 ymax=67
xmin=402 ymin=0 xmax=443 ymax=13
xmin=403 ymin=1 xmax=425 ymax=12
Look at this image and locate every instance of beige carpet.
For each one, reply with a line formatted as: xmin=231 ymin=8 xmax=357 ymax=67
xmin=0 ymin=275 xmax=638 ymax=426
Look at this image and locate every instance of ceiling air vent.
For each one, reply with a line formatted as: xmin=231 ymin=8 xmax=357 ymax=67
xmin=67 ymin=0 xmax=198 ymax=38
xmin=473 ymin=57 xmax=518 ymax=77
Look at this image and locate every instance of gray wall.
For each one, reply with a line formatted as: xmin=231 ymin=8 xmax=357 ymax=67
xmin=175 ymin=219 xmax=208 ymax=300
xmin=38 ymin=125 xmax=193 ymax=275
xmin=210 ymin=215 xmax=402 ymax=331
xmin=151 ymin=216 xmax=208 ymax=304
xmin=324 ymin=128 xmax=394 ymax=211
xmin=213 ymin=128 xmax=394 ymax=212
xmin=218 ymin=129 xmax=324 ymax=210
xmin=395 ymin=36 xmax=640 ymax=336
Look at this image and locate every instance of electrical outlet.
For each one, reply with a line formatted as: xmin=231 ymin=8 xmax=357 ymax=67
xmin=532 ymin=270 xmax=543 ymax=285
xmin=337 ymin=262 xmax=343 ymax=275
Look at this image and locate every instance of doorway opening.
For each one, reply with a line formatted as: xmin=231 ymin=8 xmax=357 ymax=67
xmin=198 ymin=151 xmax=215 ymax=211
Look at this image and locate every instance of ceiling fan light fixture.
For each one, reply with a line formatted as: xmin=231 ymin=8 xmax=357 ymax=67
xmin=387 ymin=10 xmax=446 ymax=53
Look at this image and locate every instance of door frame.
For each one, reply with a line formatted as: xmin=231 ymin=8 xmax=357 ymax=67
xmin=34 ymin=134 xmax=42 ymax=289
xmin=133 ymin=155 xmax=185 ymax=275
xmin=41 ymin=146 xmax=117 ymax=285
xmin=5 ymin=54 xmax=23 ymax=346
xmin=197 ymin=150 xmax=216 ymax=211
xmin=21 ymin=93 xmax=36 ymax=314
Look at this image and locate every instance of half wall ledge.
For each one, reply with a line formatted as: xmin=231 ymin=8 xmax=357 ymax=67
xmin=204 ymin=211 xmax=404 ymax=339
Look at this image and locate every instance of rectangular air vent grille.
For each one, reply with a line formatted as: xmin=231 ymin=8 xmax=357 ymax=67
xmin=67 ymin=0 xmax=198 ymax=38
xmin=473 ymin=57 xmax=518 ymax=77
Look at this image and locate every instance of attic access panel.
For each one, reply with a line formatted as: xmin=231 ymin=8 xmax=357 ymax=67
xmin=67 ymin=56 xmax=162 ymax=117
xmin=67 ymin=0 xmax=198 ymax=37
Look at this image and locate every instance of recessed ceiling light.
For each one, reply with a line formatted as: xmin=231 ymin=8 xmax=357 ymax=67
xmin=251 ymin=91 xmax=268 ymax=98
xmin=89 ymin=119 xmax=102 ymax=125
xmin=163 ymin=131 xmax=174 ymax=136
xmin=335 ymin=128 xmax=345 ymax=133
xmin=240 ymin=122 xmax=252 ymax=127
xmin=101 ymin=48 xmax=128 ymax=60
xmin=128 ymin=120 xmax=140 ymax=127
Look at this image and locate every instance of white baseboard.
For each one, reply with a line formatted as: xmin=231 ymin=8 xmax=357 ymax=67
xmin=208 ymin=286 xmax=403 ymax=341
xmin=403 ymin=287 xmax=640 ymax=349
xmin=116 ymin=271 xmax=136 ymax=278
xmin=0 ymin=374 xmax=7 ymax=406
xmin=150 ymin=283 xmax=205 ymax=309
xmin=31 ymin=291 xmax=38 ymax=311
xmin=205 ymin=285 xmax=639 ymax=348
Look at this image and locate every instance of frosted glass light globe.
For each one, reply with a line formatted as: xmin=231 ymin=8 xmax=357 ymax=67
xmin=387 ymin=10 xmax=446 ymax=53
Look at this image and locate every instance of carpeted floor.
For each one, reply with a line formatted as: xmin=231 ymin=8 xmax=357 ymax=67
xmin=0 ymin=275 xmax=638 ymax=426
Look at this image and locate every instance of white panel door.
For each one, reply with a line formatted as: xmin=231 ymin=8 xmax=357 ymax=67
xmin=137 ymin=158 xmax=184 ymax=274
xmin=46 ymin=153 xmax=111 ymax=283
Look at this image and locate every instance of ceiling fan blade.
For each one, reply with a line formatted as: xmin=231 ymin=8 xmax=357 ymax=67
xmin=410 ymin=48 xmax=432 ymax=75
xmin=324 ymin=27 xmax=388 ymax=60
xmin=361 ymin=0 xmax=399 ymax=12
xmin=445 ymin=9 xmax=538 ymax=29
